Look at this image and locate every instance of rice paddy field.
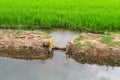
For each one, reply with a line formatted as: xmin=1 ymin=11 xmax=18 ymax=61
xmin=0 ymin=0 xmax=120 ymax=32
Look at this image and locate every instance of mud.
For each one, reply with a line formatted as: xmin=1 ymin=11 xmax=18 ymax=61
xmin=67 ymin=33 xmax=120 ymax=66
xmin=0 ymin=30 xmax=52 ymax=60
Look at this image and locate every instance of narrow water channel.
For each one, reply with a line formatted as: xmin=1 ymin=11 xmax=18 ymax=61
xmin=0 ymin=30 xmax=120 ymax=80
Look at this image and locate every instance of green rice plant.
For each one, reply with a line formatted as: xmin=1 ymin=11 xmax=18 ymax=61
xmin=0 ymin=0 xmax=120 ymax=31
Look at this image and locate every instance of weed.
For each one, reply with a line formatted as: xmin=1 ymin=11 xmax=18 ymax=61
xmin=15 ymin=30 xmax=24 ymax=37
xmin=101 ymin=35 xmax=113 ymax=46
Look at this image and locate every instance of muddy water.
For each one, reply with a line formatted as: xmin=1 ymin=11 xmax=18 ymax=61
xmin=0 ymin=30 xmax=120 ymax=80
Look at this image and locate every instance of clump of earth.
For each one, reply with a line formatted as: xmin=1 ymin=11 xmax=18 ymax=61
xmin=67 ymin=33 xmax=120 ymax=66
xmin=0 ymin=30 xmax=52 ymax=60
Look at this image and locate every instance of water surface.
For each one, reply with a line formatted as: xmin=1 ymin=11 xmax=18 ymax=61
xmin=0 ymin=30 xmax=120 ymax=80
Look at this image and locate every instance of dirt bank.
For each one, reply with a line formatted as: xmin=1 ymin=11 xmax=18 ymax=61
xmin=0 ymin=30 xmax=53 ymax=60
xmin=67 ymin=33 xmax=120 ymax=66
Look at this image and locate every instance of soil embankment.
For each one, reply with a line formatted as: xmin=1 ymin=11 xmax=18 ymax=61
xmin=0 ymin=30 xmax=53 ymax=60
xmin=67 ymin=33 xmax=120 ymax=66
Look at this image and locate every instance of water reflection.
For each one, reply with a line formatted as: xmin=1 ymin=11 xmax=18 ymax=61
xmin=0 ymin=50 xmax=120 ymax=80
xmin=0 ymin=51 xmax=54 ymax=60
xmin=0 ymin=30 xmax=120 ymax=80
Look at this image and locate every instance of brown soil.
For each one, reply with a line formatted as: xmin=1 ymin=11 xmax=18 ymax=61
xmin=67 ymin=33 xmax=120 ymax=66
xmin=0 ymin=30 xmax=52 ymax=60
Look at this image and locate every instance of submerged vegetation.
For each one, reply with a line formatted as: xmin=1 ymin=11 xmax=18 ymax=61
xmin=0 ymin=0 xmax=120 ymax=31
